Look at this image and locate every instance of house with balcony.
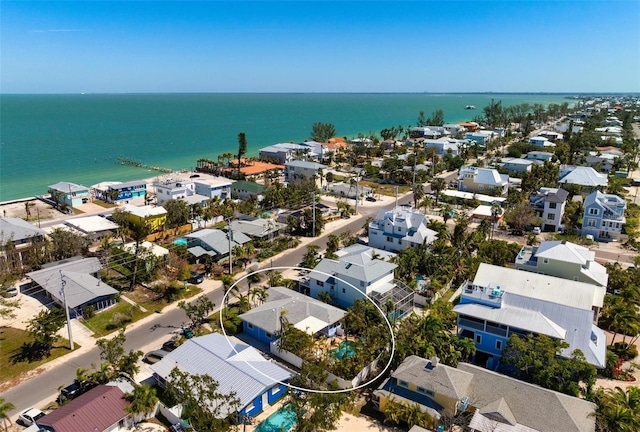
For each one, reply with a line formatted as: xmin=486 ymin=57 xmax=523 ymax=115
xmin=259 ymin=143 xmax=313 ymax=164
xmin=582 ymin=191 xmax=626 ymax=241
xmin=458 ymin=166 xmax=509 ymax=196
xmin=284 ymin=160 xmax=327 ymax=186
xmin=515 ymin=240 xmax=608 ymax=289
xmin=122 ymin=204 xmax=167 ymax=233
xmin=91 ymin=180 xmax=147 ymax=203
xmin=558 ymin=165 xmax=608 ymax=190
xmin=193 ymin=175 xmax=232 ymax=200
xmin=239 ymin=286 xmax=346 ymax=344
xmin=373 ymin=356 xmax=596 ymax=431
xmin=48 ymin=181 xmax=90 ymax=208
xmin=453 ymin=263 xmax=606 ymax=369
xmin=368 ymin=206 xmax=438 ymax=252
xmin=0 ymin=217 xmax=48 ymax=270
xmin=529 ymin=187 xmax=568 ymax=232
xmin=151 ymin=333 xmax=293 ymax=421
xmin=304 ymin=244 xmax=397 ymax=308
xmin=153 ymin=178 xmax=209 ymax=206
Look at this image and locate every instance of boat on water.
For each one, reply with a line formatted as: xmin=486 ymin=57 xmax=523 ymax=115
xmin=465 ymin=105 xmax=477 ymax=110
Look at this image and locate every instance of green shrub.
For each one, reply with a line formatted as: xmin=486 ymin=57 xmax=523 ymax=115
xmin=611 ymin=342 xmax=639 ymax=361
xmin=83 ymin=305 xmax=96 ymax=319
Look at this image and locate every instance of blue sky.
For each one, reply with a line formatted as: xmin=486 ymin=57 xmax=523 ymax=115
xmin=2 ymin=1 xmax=639 ymax=93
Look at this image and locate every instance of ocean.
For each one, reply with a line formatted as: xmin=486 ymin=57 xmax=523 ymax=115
xmin=0 ymin=93 xmax=573 ymax=202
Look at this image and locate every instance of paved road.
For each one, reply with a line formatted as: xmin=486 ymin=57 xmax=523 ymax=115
xmin=4 ymin=193 xmax=413 ymax=417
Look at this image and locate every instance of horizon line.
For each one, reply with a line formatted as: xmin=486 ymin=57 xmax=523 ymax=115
xmin=2 ymin=91 xmax=640 ymax=96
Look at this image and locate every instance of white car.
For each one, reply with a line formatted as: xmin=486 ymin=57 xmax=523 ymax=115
xmin=18 ymin=408 xmax=45 ymax=426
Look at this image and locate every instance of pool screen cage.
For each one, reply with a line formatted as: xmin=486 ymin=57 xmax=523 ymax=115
xmin=368 ymin=279 xmax=414 ymax=322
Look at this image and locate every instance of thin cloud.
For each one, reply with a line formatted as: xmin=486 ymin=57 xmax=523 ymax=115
xmin=32 ymin=29 xmax=91 ymax=33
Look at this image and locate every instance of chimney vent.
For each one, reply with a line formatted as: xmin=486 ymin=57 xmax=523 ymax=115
xmin=431 ymin=356 xmax=439 ymax=367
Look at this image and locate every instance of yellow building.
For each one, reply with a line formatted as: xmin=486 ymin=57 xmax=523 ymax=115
xmin=123 ymin=204 xmax=167 ymax=233
xmin=373 ymin=355 xmax=596 ymax=431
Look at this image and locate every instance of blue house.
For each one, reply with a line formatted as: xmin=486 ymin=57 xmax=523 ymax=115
xmin=150 ymin=333 xmax=293 ymax=420
xmin=453 ymin=263 xmax=606 ymax=369
xmin=93 ymin=180 xmax=147 ymax=203
xmin=582 ymin=190 xmax=626 ymax=241
xmin=48 ymin=181 xmax=90 ymax=207
xmin=239 ymin=286 xmax=346 ymax=344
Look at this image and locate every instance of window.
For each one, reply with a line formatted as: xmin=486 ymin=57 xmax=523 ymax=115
xmin=342 ymin=288 xmax=346 ymax=294
xmin=398 ymin=380 xmax=409 ymax=388
xmin=543 ymin=258 xmax=549 ymax=264
xmin=417 ymin=387 xmax=435 ymax=397
xmin=587 ymin=219 xmax=596 ymax=227
xmin=317 ymin=280 xmax=324 ymax=287
xmin=397 ymin=227 xmax=401 ymax=232
xmin=247 ymin=323 xmax=254 ymax=329
xmin=386 ymin=236 xmax=392 ymax=242
xmin=266 ymin=332 xmax=272 ymax=339
xmin=589 ymin=208 xmax=599 ymax=215
xmin=547 ymin=213 xmax=555 ymax=220
xmin=360 ymin=281 xmax=365 ymax=287
xmin=496 ymin=340 xmax=502 ymax=350
xmin=475 ymin=334 xmax=482 ymax=344
xmin=549 ymin=202 xmax=557 ymax=209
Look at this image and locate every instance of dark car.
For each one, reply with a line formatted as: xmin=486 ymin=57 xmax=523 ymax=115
xmin=187 ymin=271 xmax=204 ymax=284
xmin=182 ymin=327 xmax=194 ymax=339
xmin=57 ymin=380 xmax=82 ymax=403
xmin=365 ymin=196 xmax=377 ymax=202
xmin=162 ymin=339 xmax=179 ymax=352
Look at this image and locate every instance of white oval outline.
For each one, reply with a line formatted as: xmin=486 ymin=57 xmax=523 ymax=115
xmin=219 ymin=266 xmax=396 ymax=394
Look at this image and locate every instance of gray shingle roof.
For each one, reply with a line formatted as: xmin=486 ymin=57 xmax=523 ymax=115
xmin=392 ymin=356 xmax=474 ymax=400
xmin=459 ymin=363 xmax=596 ymax=432
xmin=48 ymin=181 xmax=88 ymax=193
xmin=311 ymin=247 xmax=397 ymax=285
xmin=0 ymin=217 xmax=47 ymax=244
xmin=151 ymin=333 xmax=293 ymax=417
xmin=187 ymin=229 xmax=251 ymax=255
xmin=238 ymin=286 xmax=346 ymax=334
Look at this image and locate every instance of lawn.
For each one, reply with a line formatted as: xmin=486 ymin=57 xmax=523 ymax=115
xmin=82 ymin=284 xmax=202 ymax=337
xmin=92 ymin=199 xmax=118 ymax=208
xmin=0 ymin=327 xmax=79 ymax=385
xmin=359 ymin=181 xmax=411 ymax=196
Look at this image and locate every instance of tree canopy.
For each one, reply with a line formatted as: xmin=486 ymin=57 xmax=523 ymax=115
xmin=310 ymin=122 xmax=336 ymax=142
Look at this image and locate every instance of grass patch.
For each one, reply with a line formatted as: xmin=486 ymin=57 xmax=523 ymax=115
xmin=81 ymin=300 xmax=150 ymax=337
xmin=0 ymin=327 xmax=79 ymax=384
xmin=92 ymin=199 xmax=118 ymax=208
xmin=71 ymin=208 xmax=85 ymax=215
xmin=360 ymin=181 xmax=411 ymax=196
xmin=136 ymin=285 xmax=202 ymax=313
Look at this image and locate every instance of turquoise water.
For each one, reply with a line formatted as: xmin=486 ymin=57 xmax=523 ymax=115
xmin=254 ymin=406 xmax=297 ymax=432
xmin=331 ymin=340 xmax=357 ymax=359
xmin=0 ymin=93 xmax=573 ymax=201
xmin=172 ymin=238 xmax=187 ymax=246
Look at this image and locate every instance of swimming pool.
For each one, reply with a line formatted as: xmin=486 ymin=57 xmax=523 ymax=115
xmin=172 ymin=238 xmax=187 ymax=246
xmin=331 ymin=340 xmax=357 ymax=359
xmin=254 ymin=406 xmax=297 ymax=432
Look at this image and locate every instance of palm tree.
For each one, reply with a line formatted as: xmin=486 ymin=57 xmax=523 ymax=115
xmin=125 ymin=384 xmax=159 ymax=422
xmin=236 ymin=294 xmax=251 ymax=313
xmin=430 ymin=177 xmax=446 ymax=206
xmin=0 ymin=397 xmax=15 ymax=432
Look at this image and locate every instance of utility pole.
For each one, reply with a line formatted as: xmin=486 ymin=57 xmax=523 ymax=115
xmin=59 ymin=272 xmax=74 ymax=350
xmin=227 ymin=219 xmax=233 ymax=275
xmin=312 ymin=190 xmax=316 ymax=237
xmin=395 ymin=186 xmax=399 ymax=209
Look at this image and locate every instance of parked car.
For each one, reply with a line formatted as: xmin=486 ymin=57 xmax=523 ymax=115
xmin=162 ymin=339 xmax=179 ymax=352
xmin=365 ymin=196 xmax=377 ymax=202
xmin=57 ymin=380 xmax=82 ymax=403
xmin=181 ymin=327 xmax=194 ymax=339
xmin=18 ymin=408 xmax=45 ymax=426
xmin=187 ymin=271 xmax=204 ymax=284
xmin=143 ymin=349 xmax=170 ymax=364
xmin=1 ymin=286 xmax=18 ymax=298
xmin=532 ymin=227 xmax=541 ymax=235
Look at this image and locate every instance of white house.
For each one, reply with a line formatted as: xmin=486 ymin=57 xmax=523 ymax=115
xmin=558 ymin=166 xmax=608 ymax=189
xmin=458 ymin=166 xmax=509 ymax=196
xmin=259 ymin=143 xmax=314 ymax=164
xmin=582 ymin=191 xmax=626 ymax=241
xmin=306 ymin=244 xmax=397 ymax=309
xmin=284 ymin=160 xmax=327 ymax=185
xmin=153 ymin=178 xmax=209 ymax=206
xmin=423 ymin=137 xmax=461 ymax=156
xmin=528 ymin=136 xmax=556 ymax=147
xmin=529 ymin=187 xmax=568 ymax=232
xmin=368 ymin=206 xmax=438 ymax=252
xmin=193 ymin=175 xmax=232 ymax=200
